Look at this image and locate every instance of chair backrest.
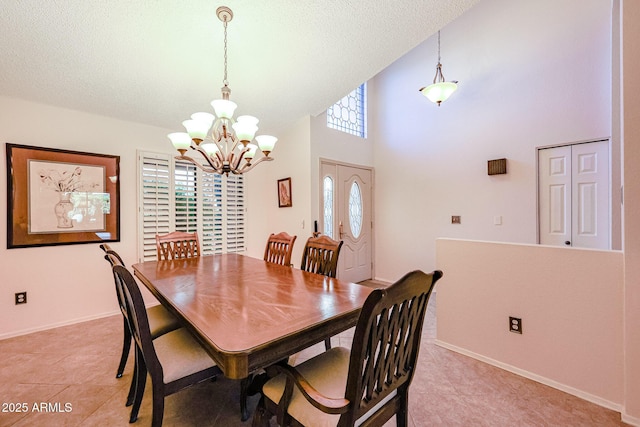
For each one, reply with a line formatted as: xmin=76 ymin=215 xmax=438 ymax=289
xmin=112 ymin=265 xmax=163 ymax=374
xmin=300 ymin=234 xmax=343 ymax=278
xmin=100 ymin=244 xmax=129 ymax=317
xmin=100 ymin=243 xmax=125 ymax=267
xmin=342 ymin=269 xmax=443 ymax=425
xmin=156 ymin=231 xmax=200 ymax=260
xmin=263 ymin=232 xmax=297 ymax=266
xmin=102 ymin=252 xmax=129 ymax=319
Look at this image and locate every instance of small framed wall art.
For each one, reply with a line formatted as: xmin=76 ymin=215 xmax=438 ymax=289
xmin=277 ymin=177 xmax=292 ymax=208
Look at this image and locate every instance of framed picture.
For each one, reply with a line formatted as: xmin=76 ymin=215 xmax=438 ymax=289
xmin=277 ymin=177 xmax=292 ymax=208
xmin=6 ymin=143 xmax=120 ymax=248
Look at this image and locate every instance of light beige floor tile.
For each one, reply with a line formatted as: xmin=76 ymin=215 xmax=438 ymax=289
xmin=0 ymin=295 xmax=628 ymax=426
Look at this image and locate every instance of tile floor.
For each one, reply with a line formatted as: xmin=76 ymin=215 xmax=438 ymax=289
xmin=0 ymin=294 xmax=628 ymax=426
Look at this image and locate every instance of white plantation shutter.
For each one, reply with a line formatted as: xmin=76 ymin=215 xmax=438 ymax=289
xmin=139 ymin=152 xmax=171 ymax=261
xmin=201 ymin=171 xmax=224 ymax=254
xmin=137 ymin=151 xmax=245 ymax=262
xmin=226 ymin=174 xmax=245 ymax=253
xmin=174 ymin=161 xmax=198 ymax=233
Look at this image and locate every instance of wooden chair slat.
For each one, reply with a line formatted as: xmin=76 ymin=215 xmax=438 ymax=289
xmin=300 ymin=234 xmax=343 ymax=279
xmin=155 ymin=231 xmax=200 ymax=261
xmin=264 ymin=232 xmax=297 ymax=266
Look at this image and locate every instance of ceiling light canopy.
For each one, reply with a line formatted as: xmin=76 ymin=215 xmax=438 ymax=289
xmin=419 ymin=31 xmax=458 ymax=106
xmin=168 ymin=6 xmax=276 ymax=176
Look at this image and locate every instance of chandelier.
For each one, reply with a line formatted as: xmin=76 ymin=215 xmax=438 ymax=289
xmin=168 ymin=6 xmax=276 ymax=176
xmin=419 ymin=31 xmax=458 ymax=106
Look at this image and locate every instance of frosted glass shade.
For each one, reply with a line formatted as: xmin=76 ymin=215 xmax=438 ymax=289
xmin=201 ymin=142 xmax=220 ymax=155
xmin=168 ymin=132 xmax=192 ymax=151
xmin=420 ymin=82 xmax=458 ymax=105
xmin=191 ymin=112 xmax=215 ymax=125
xmin=211 ymin=99 xmax=238 ymax=119
xmin=232 ymin=115 xmax=259 ymax=142
xmin=182 ymin=119 xmax=212 ymax=140
xmin=243 ymin=143 xmax=258 ymax=160
xmin=236 ymin=115 xmax=259 ymax=126
xmin=255 ymin=135 xmax=277 ymax=154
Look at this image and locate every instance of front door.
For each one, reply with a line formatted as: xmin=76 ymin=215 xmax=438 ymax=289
xmin=320 ymin=161 xmax=373 ymax=282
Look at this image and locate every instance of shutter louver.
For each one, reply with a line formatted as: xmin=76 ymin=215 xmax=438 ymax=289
xmin=201 ymin=171 xmax=224 ymax=254
xmin=226 ymin=174 xmax=245 ymax=253
xmin=174 ymin=161 xmax=198 ymax=233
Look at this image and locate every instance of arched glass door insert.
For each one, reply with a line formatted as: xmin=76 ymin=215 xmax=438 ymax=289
xmin=349 ymin=181 xmax=363 ymax=238
xmin=323 ymin=176 xmax=334 ymax=238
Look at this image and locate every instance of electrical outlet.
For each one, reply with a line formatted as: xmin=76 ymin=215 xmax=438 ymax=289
xmin=451 ymin=215 xmax=461 ymax=224
xmin=15 ymin=291 xmax=27 ymax=305
xmin=509 ymin=316 xmax=522 ymax=334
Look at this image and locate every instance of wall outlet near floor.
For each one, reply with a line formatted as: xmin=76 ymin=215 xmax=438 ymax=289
xmin=509 ymin=316 xmax=522 ymax=334
xmin=15 ymin=291 xmax=27 ymax=305
xmin=451 ymin=215 xmax=461 ymax=224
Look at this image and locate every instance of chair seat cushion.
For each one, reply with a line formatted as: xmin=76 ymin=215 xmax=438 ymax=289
xmin=147 ymin=304 xmax=181 ymax=338
xmin=153 ymin=328 xmax=216 ymax=383
xmin=263 ymin=347 xmax=350 ymax=427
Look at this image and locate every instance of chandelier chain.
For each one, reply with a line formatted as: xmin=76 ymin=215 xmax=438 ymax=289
xmin=437 ymin=30 xmax=441 ymax=64
xmin=223 ymin=17 xmax=229 ymax=86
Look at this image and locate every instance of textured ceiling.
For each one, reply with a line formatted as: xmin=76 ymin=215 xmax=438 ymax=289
xmin=0 ymin=0 xmax=479 ymax=136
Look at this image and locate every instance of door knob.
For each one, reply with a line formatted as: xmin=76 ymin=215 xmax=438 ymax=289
xmin=565 ymin=241 xmax=571 ymax=246
xmin=339 ymin=221 xmax=344 ymax=239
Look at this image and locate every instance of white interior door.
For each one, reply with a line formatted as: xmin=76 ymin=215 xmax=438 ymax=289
xmin=539 ymin=146 xmax=572 ymax=247
xmin=320 ymin=161 xmax=373 ymax=282
xmin=538 ymin=140 xmax=610 ymax=249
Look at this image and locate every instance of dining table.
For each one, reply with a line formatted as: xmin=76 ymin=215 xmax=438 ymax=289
xmin=132 ymin=253 xmax=373 ymax=420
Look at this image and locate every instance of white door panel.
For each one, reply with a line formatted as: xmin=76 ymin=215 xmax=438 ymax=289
xmin=572 ymin=141 xmax=609 ymax=248
xmin=539 ymin=146 xmax=571 ymax=246
xmin=538 ymin=140 xmax=609 ymax=249
xmin=338 ymin=166 xmax=372 ymax=282
xmin=320 ymin=161 xmax=373 ymax=283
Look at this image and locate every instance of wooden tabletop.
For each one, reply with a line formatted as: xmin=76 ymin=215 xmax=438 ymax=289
xmin=132 ymin=253 xmax=372 ymax=380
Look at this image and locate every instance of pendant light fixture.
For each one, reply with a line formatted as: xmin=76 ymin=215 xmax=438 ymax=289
xmin=419 ymin=31 xmax=458 ymax=106
xmin=167 ymin=6 xmax=276 ymax=176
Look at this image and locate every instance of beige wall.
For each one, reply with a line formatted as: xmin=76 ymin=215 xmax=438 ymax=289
xmin=622 ymin=0 xmax=640 ymax=423
xmin=371 ymin=0 xmax=614 ymax=282
xmin=0 ymin=96 xmax=176 ymax=338
xmin=436 ymin=239 xmax=624 ymax=409
xmin=245 ymin=116 xmax=313 ymax=266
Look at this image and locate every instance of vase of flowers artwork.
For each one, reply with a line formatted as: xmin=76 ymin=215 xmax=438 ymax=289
xmin=39 ymin=166 xmax=97 ymax=229
xmin=54 ymin=192 xmax=74 ymax=228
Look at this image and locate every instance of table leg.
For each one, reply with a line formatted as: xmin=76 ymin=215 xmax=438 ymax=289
xmin=240 ymin=377 xmax=251 ymax=421
xmin=240 ymin=373 xmax=270 ymax=421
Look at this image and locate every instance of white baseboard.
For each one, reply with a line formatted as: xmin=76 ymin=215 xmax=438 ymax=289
xmin=434 ymin=339 xmax=623 ymax=414
xmin=622 ymin=413 xmax=640 ymax=427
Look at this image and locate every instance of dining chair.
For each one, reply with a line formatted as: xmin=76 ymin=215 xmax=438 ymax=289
xmin=300 ymin=234 xmax=344 ymax=349
xmin=252 ymin=269 xmax=443 ymax=427
xmin=264 ymin=232 xmax=297 ymax=266
xmin=100 ymin=244 xmax=181 ymax=405
xmin=155 ymin=231 xmax=200 ymax=260
xmin=112 ymin=264 xmax=222 ymax=427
